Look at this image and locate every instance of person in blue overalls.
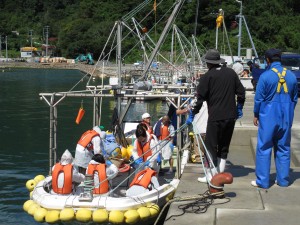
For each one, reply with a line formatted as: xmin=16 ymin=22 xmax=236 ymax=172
xmin=251 ymin=49 xmax=298 ymax=189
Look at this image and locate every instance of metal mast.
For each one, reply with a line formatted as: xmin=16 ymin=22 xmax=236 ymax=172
xmin=141 ymin=0 xmax=185 ymax=80
xmin=236 ymin=0 xmax=242 ymax=58
xmin=44 ymin=26 xmax=50 ymax=57
xmin=235 ymin=0 xmax=258 ymax=58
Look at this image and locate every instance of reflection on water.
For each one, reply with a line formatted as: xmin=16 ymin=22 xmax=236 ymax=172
xmin=0 ymin=68 xmax=169 ymax=225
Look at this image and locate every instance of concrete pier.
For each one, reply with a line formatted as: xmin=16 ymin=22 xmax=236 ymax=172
xmin=163 ymin=91 xmax=300 ymax=225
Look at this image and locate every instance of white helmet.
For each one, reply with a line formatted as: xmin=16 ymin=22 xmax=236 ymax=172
xmin=61 ymin=149 xmax=73 ymax=165
xmin=142 ymin=113 xmax=151 ymax=119
xmin=93 ymin=126 xmax=101 ymax=135
xmin=100 ymin=131 xmax=106 ymax=139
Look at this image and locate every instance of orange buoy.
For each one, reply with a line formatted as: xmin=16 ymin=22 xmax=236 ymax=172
xmin=209 ymin=172 xmax=233 ymax=196
xmin=75 ymin=107 xmax=85 ymax=124
xmin=119 ymin=164 xmax=130 ymax=173
xmin=142 ymin=27 xmax=148 ymax=33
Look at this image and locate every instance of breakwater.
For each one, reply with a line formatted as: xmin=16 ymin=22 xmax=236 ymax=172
xmin=0 ymin=62 xmax=123 ymax=77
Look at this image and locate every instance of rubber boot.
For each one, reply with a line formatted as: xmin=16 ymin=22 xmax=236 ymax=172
xmin=197 ymin=167 xmax=218 ymax=183
xmin=218 ymin=158 xmax=226 ymax=173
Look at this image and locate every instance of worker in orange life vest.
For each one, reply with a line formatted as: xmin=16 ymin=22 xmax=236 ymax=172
xmin=86 ymin=154 xmax=118 ymax=195
xmin=74 ymin=126 xmax=106 ymax=174
xmin=52 ymin=149 xmax=85 ymax=195
xmin=141 ymin=112 xmax=153 ymax=134
xmin=126 ymin=168 xmax=160 ymax=196
xmin=153 ymin=115 xmax=175 ymax=174
xmin=131 ymin=124 xmax=159 ymax=173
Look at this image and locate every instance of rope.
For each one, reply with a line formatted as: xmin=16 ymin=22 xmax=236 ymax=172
xmin=122 ymin=0 xmax=152 ymax=22
xmin=193 ymin=125 xmax=225 ymax=190
xmin=82 ymin=178 xmax=94 ymax=193
xmin=154 ymin=190 xmax=229 ymax=225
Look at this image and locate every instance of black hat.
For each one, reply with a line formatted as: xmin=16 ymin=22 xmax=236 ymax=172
xmin=265 ymin=48 xmax=281 ymax=59
xmin=201 ymin=49 xmax=225 ymax=64
xmin=92 ymin=154 xmax=105 ymax=164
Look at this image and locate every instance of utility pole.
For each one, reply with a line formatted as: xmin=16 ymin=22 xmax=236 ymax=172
xmin=236 ymin=0 xmax=242 ymax=58
xmin=29 ymin=30 xmax=33 ymax=57
xmin=5 ymin=36 xmax=8 ymax=61
xmin=0 ymin=35 xmax=2 ymax=58
xmin=44 ymin=26 xmax=50 ymax=57
xmin=29 ymin=30 xmax=33 ymax=48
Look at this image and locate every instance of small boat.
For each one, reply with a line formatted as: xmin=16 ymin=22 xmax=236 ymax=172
xmin=24 ymin=149 xmax=189 ymax=224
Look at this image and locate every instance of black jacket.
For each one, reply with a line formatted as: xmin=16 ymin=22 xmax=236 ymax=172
xmin=192 ymin=65 xmax=246 ymax=121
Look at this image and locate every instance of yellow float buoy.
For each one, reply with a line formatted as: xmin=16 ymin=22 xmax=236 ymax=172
xmin=45 ymin=210 xmax=60 ymax=223
xmin=146 ymin=203 xmax=160 ymax=217
xmin=34 ymin=175 xmax=45 ymax=183
xmin=34 ymin=208 xmax=48 ymax=222
xmin=28 ymin=203 xmax=40 ymax=215
xmin=127 ymin=145 xmax=133 ymax=158
xmin=137 ymin=207 xmax=151 ymax=220
xmin=124 ymin=209 xmax=140 ymax=224
xmin=23 ymin=200 xmax=34 ymax=212
xmin=29 ymin=191 xmax=33 ymax=199
xmin=92 ymin=209 xmax=109 ymax=223
xmin=60 ymin=208 xmax=75 ymax=221
xmin=111 ymin=147 xmax=122 ymax=158
xmin=109 ymin=210 xmax=124 ymax=224
xmin=191 ymin=154 xmax=197 ymax=163
xmin=76 ymin=209 xmax=92 ymax=222
xmin=166 ymin=192 xmax=174 ymax=202
xmin=26 ymin=179 xmax=37 ymax=191
xmin=121 ymin=147 xmax=129 ymax=159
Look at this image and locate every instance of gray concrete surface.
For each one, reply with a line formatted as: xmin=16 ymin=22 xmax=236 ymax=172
xmin=163 ymin=91 xmax=300 ymax=225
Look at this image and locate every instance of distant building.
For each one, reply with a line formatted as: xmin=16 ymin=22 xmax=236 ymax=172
xmin=41 ymin=44 xmax=56 ymax=57
xmin=20 ymin=47 xmax=41 ymax=58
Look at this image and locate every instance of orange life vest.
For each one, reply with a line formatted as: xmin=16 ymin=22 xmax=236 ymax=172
xmin=159 ymin=125 xmax=170 ymax=140
xmin=137 ymin=135 xmax=153 ymax=161
xmin=86 ymin=164 xmax=109 ymax=194
xmin=129 ymin=168 xmax=157 ymax=189
xmin=77 ymin=130 xmax=99 ymax=150
xmin=52 ymin=163 xmax=73 ymax=194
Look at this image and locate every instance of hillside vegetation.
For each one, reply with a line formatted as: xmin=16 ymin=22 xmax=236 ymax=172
xmin=0 ymin=0 xmax=299 ymax=61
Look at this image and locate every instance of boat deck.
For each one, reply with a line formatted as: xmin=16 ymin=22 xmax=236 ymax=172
xmin=163 ymin=91 xmax=300 ymax=225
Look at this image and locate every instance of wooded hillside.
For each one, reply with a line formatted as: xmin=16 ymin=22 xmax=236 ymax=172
xmin=0 ymin=0 xmax=299 ymax=61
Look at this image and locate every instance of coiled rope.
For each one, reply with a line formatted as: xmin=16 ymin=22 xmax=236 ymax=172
xmin=154 ymin=190 xmax=230 ymax=225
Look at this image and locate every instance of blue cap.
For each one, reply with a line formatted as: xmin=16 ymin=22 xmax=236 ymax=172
xmin=265 ymin=48 xmax=281 ymax=59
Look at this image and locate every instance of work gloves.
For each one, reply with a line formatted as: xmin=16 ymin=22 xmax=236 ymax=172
xmin=144 ymin=161 xmax=150 ymax=167
xmin=237 ymin=103 xmax=243 ymax=119
xmin=185 ymin=110 xmax=195 ymax=125
xmin=106 ymin=160 xmax=113 ymax=166
xmin=134 ymin=158 xmax=143 ymax=165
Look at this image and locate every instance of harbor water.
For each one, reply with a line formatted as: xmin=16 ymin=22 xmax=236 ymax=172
xmin=0 ymin=68 xmax=169 ymax=225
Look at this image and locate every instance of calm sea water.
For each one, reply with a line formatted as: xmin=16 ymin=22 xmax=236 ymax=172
xmin=0 ymin=68 xmax=168 ymax=225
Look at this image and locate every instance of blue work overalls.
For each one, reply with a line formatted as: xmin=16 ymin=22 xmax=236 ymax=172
xmin=256 ymin=67 xmax=295 ymax=188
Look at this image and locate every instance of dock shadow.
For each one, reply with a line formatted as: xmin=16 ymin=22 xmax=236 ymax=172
xmin=270 ymin=168 xmax=300 ymax=187
xmin=225 ymin=160 xmax=255 ymax=178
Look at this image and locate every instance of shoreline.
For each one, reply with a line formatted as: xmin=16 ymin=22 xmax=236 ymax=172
xmin=0 ymin=62 xmax=117 ymax=77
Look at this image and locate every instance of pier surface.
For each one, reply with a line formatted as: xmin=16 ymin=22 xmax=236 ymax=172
xmin=164 ymin=91 xmax=300 ymax=225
